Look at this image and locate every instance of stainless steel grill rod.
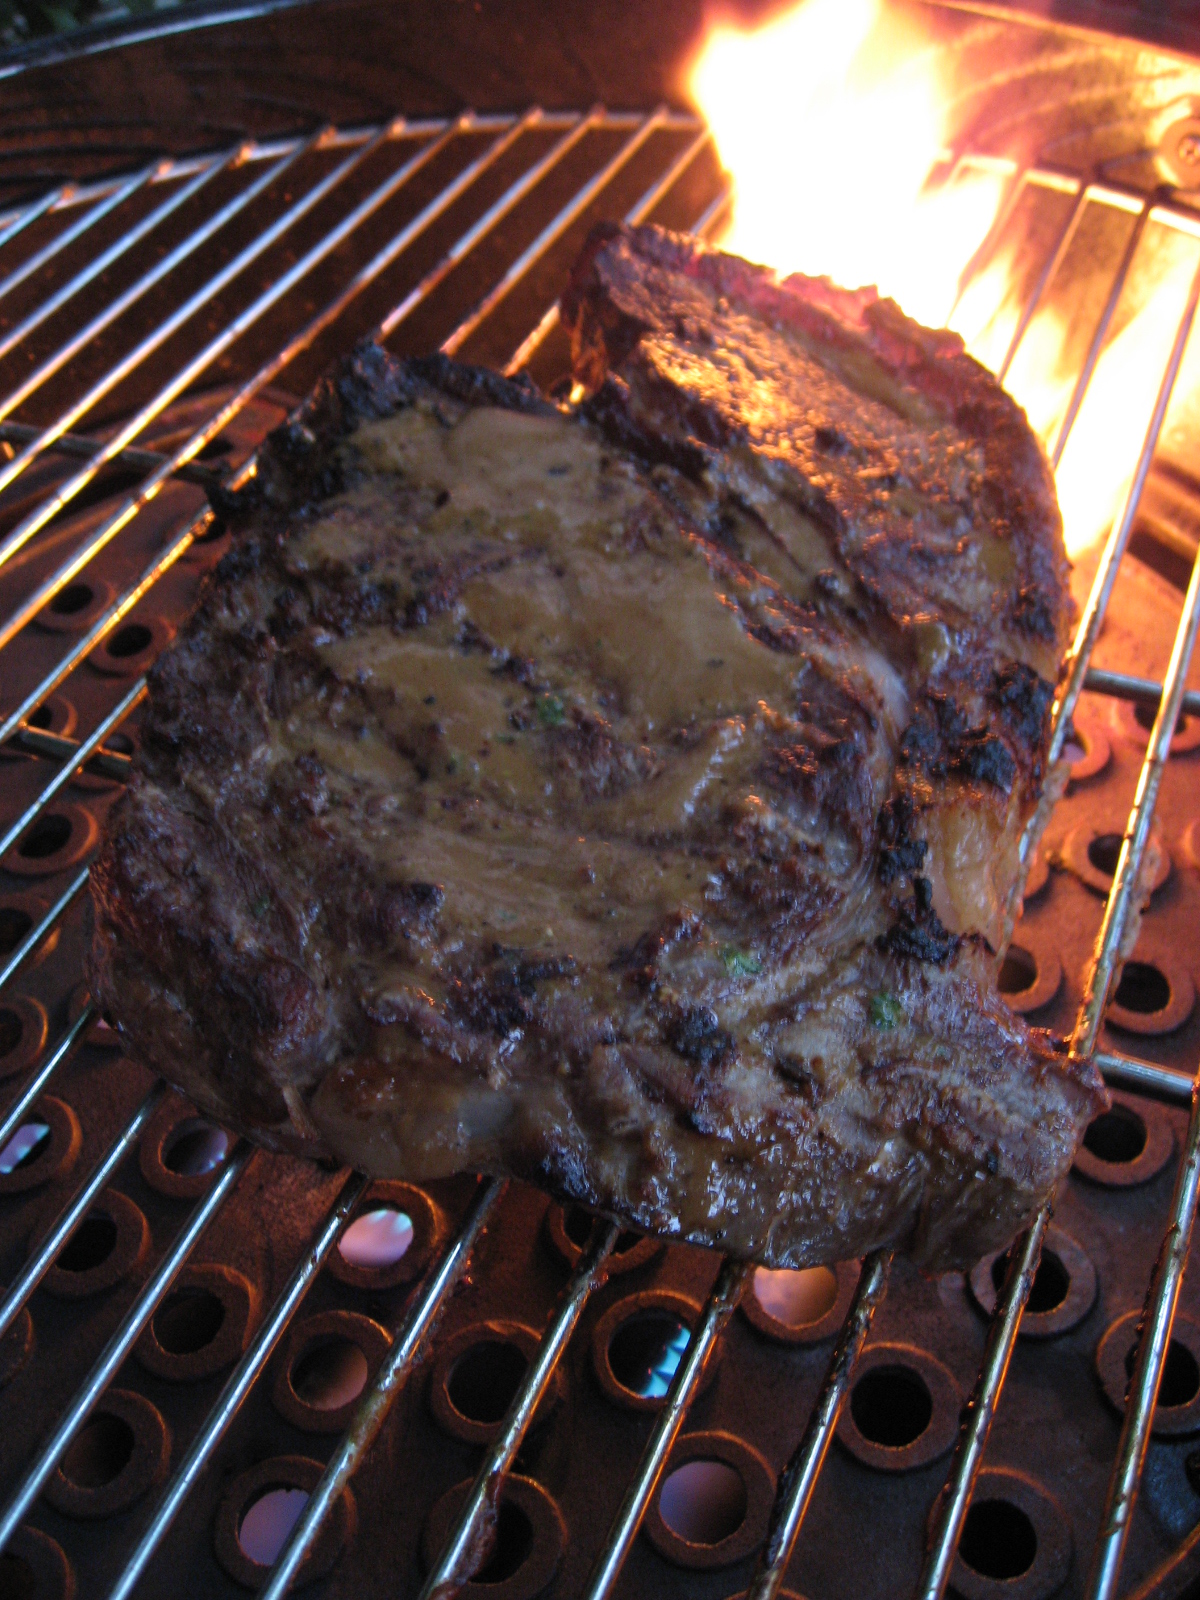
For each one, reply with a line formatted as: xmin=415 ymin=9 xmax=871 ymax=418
xmin=745 ymin=1249 xmax=892 ymax=1600
xmin=0 ymin=1003 xmax=93 ymax=1160
xmin=0 ymin=114 xmax=499 ymax=653
xmin=0 ymin=183 xmax=74 ymax=262
xmin=1097 ymin=1050 xmax=1193 ymax=1103
xmin=0 ymin=161 xmax=159 ymax=309
xmin=0 ymin=147 xmax=237 ymax=368
xmin=0 ymin=865 xmax=87 ymax=996
xmin=257 ymin=1177 xmax=506 ymax=1600
xmin=1084 ymin=549 xmax=1200 ymax=1600
xmin=582 ymin=1258 xmax=752 ymax=1600
xmin=0 ymin=678 xmax=144 ymax=862
xmin=0 ymin=1082 xmax=165 ymax=1344
xmin=416 ymin=1216 xmax=619 ymax=1599
xmin=377 ymin=105 xmax=596 ymax=338
xmin=105 ymin=1170 xmax=371 ymax=1600
xmin=505 ymin=123 xmax=714 ymax=375
xmin=997 ymin=177 xmax=1089 ymax=383
xmin=0 ymin=1141 xmax=251 ymax=1554
xmin=1045 ymin=254 xmax=1200 ymax=780
xmin=1051 ymin=192 xmax=1153 ymax=467
xmin=1084 ymin=666 xmax=1200 ymax=720
xmin=0 ymin=110 xmax=522 ymax=740
xmin=0 ymin=133 xmax=321 ymax=453
xmin=441 ymin=107 xmax=671 ymax=357
xmin=918 ymin=250 xmax=1200 ymax=1600
xmin=0 ymin=120 xmax=380 ymax=570
xmin=915 ymin=1205 xmax=1053 ymax=1600
xmin=6 ymin=721 xmax=133 ymax=778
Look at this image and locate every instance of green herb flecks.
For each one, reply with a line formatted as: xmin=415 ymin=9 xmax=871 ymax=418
xmin=869 ymin=992 xmax=904 ymax=1030
xmin=536 ymin=693 xmax=566 ymax=728
xmin=720 ymin=945 xmax=761 ymax=978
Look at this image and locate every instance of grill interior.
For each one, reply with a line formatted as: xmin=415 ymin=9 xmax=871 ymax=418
xmin=1 ymin=30 xmax=1200 ymax=1600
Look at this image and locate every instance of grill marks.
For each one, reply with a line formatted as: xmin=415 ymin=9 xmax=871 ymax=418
xmin=91 ymin=233 xmax=1103 ymax=1270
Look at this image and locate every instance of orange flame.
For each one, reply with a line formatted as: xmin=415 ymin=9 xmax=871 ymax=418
xmin=688 ymin=0 xmax=1198 ymax=561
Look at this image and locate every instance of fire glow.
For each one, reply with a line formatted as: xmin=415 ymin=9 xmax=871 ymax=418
xmin=688 ymin=0 xmax=1195 ymax=560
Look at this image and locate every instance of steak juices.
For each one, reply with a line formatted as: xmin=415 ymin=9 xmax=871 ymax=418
xmin=88 ymin=226 xmax=1103 ymax=1270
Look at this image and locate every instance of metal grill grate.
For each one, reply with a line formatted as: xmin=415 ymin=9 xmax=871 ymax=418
xmin=0 ymin=107 xmax=1199 ymax=1600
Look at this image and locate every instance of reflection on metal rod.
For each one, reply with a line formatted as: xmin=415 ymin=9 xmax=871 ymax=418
xmin=0 ymin=420 xmax=226 ymax=491
xmin=1045 ymin=254 xmax=1200 ymax=778
xmin=259 ymin=1177 xmax=506 ymax=1600
xmin=0 ymin=866 xmax=88 ymax=996
xmin=0 ymin=111 xmax=483 ymax=745
xmin=1096 ymin=1049 xmax=1193 ymax=1104
xmin=0 ymin=1143 xmax=251 ymax=1555
xmin=1087 ymin=1062 xmax=1200 ymax=1598
xmin=915 ymin=1205 xmax=1052 ymax=1599
xmin=0 ymin=1083 xmax=165 ymax=1344
xmin=504 ymin=119 xmax=711 ymax=375
xmin=920 ymin=244 xmax=1200 ymax=1600
xmin=418 ymin=1214 xmax=617 ymax=1598
xmin=1083 ymin=544 xmax=1200 ymax=1598
xmin=6 ymin=722 xmax=132 ymax=780
xmin=997 ymin=177 xmax=1088 ymax=383
xmin=0 ymin=113 xmax=472 ymax=656
xmin=377 ymin=106 xmax=551 ymax=337
xmin=0 ymin=680 xmax=145 ymax=862
xmin=0 ymin=149 xmax=235 ymax=369
xmin=1051 ymin=193 xmax=1152 ymax=467
xmin=106 ymin=1170 xmax=371 ymax=1600
xmin=582 ymin=1258 xmax=751 ymax=1600
xmin=0 ymin=162 xmax=158 ymax=309
xmin=1084 ymin=666 xmax=1200 ymax=720
xmin=746 ymin=1250 xmax=892 ymax=1600
xmin=0 ymin=1003 xmax=93 ymax=1160
xmin=441 ymin=108 xmax=668 ymax=358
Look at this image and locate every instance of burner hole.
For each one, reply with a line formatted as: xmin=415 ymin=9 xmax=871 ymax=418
xmin=998 ymin=946 xmax=1037 ymax=996
xmin=338 ymin=1207 xmax=413 ymax=1268
xmin=1087 ymin=833 xmax=1123 ymax=877
xmin=237 ymin=1486 xmax=308 ymax=1566
xmin=1134 ymin=701 xmax=1189 ymax=735
xmin=448 ymin=1340 xmax=526 ymax=1425
xmin=163 ymin=1119 xmax=230 ymax=1176
xmin=991 ymin=1248 xmax=1069 ymax=1314
xmin=658 ymin=1460 xmax=747 ymax=1545
xmin=1125 ymin=1339 xmax=1200 ymax=1407
xmin=850 ymin=1365 xmax=932 ymax=1448
xmin=152 ymin=1287 xmax=226 ymax=1355
xmin=56 ymin=1213 xmax=117 ymax=1273
xmin=0 ymin=1121 xmax=47 ymax=1175
xmin=106 ymin=624 xmax=152 ymax=660
xmin=292 ymin=1337 xmax=368 ymax=1411
xmin=25 ymin=705 xmax=52 ymax=729
xmin=609 ymin=1312 xmax=690 ymax=1400
xmin=752 ymin=1265 xmax=838 ymax=1327
xmin=50 ymin=582 xmax=93 ymax=616
xmin=562 ymin=1205 xmax=640 ymax=1254
xmin=959 ymin=1498 xmax=1037 ymax=1580
xmin=1084 ymin=1104 xmax=1147 ymax=1164
xmin=1113 ymin=961 xmax=1171 ymax=1014
xmin=0 ymin=1553 xmax=36 ymax=1600
xmin=60 ymin=1411 xmax=134 ymax=1488
xmin=0 ymin=1008 xmax=25 ymax=1057
xmin=0 ymin=909 xmax=33 ymax=955
xmin=1063 ymin=736 xmax=1086 ymax=764
xmin=473 ymin=1500 xmax=534 ymax=1584
xmin=18 ymin=814 xmax=70 ymax=860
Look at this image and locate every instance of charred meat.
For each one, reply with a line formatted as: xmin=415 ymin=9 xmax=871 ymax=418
xmin=88 ymin=227 xmax=1104 ymax=1269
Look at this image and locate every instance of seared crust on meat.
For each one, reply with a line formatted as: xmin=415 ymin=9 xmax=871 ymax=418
xmin=89 ymin=237 xmax=1104 ymax=1270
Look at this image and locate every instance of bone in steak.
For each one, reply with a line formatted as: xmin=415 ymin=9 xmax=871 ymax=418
xmin=88 ymin=225 xmax=1105 ymax=1269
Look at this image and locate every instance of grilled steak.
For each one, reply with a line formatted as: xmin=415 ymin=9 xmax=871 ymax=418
xmin=88 ymin=228 xmax=1105 ymax=1270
